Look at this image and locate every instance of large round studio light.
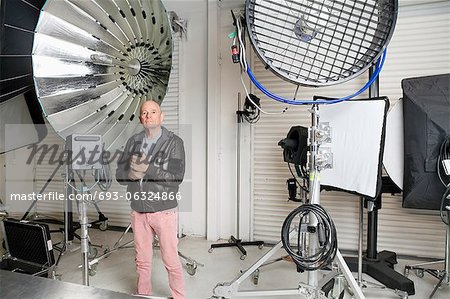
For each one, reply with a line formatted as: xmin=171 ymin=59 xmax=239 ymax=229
xmin=246 ymin=0 xmax=398 ymax=87
xmin=0 ymin=0 xmax=47 ymax=153
xmin=32 ymin=0 xmax=172 ymax=150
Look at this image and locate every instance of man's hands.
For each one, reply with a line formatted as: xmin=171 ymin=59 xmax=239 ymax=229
xmin=128 ymin=154 xmax=150 ymax=180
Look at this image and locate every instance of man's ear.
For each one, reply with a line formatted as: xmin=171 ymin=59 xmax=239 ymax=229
xmin=160 ymin=112 xmax=165 ymax=123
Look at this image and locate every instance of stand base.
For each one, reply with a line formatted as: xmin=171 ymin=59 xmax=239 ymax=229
xmin=345 ymin=250 xmax=415 ymax=295
xmin=87 ymin=225 xmax=204 ymax=276
xmin=209 ymin=235 xmax=264 ymax=260
xmin=404 ymin=260 xmax=449 ymax=299
xmin=212 ymin=228 xmax=366 ymax=299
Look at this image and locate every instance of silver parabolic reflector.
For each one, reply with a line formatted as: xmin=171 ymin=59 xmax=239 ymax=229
xmin=32 ymin=0 xmax=172 ymax=150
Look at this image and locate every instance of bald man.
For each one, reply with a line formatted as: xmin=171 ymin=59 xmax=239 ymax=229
xmin=116 ymin=100 xmax=186 ymax=298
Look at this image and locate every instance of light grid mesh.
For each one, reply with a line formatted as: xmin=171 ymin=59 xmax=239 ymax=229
xmin=246 ymin=0 xmax=397 ymax=86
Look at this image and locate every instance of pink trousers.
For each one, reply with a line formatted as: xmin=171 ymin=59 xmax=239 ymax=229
xmin=131 ymin=210 xmax=185 ymax=299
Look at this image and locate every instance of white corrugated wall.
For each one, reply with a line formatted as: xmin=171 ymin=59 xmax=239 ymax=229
xmin=32 ymin=38 xmax=181 ymax=227
xmin=251 ymin=1 xmax=450 ymax=258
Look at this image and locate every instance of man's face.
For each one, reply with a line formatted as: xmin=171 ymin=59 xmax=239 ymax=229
xmin=139 ymin=101 xmax=164 ymax=129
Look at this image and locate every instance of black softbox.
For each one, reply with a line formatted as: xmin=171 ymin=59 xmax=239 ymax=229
xmin=402 ymin=74 xmax=450 ymax=210
xmin=0 ymin=0 xmax=47 ymax=153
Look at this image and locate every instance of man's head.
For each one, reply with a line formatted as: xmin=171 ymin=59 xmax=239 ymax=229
xmin=139 ymin=100 xmax=164 ymax=130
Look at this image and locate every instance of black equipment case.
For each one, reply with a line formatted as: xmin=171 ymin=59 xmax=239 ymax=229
xmin=1 ymin=219 xmax=55 ymax=277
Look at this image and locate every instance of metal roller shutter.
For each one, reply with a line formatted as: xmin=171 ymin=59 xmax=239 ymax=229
xmin=251 ymin=1 xmax=450 ymax=258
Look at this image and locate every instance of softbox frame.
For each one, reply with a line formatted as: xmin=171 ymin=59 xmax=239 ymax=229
xmin=402 ymin=73 xmax=450 ymax=210
xmin=320 ymin=97 xmax=389 ymax=199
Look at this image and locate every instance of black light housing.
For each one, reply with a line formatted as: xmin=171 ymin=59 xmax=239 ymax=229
xmin=278 ymin=126 xmax=308 ymax=167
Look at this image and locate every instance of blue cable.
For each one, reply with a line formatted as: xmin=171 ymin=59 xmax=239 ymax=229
xmin=246 ymin=49 xmax=387 ymax=105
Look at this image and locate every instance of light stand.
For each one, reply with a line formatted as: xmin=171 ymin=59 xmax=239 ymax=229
xmin=404 ymin=209 xmax=450 ymax=298
xmin=345 ymin=180 xmax=412 ymax=298
xmin=20 ymin=151 xmax=108 ymax=256
xmin=212 ymin=104 xmax=365 ymax=299
xmin=65 ymin=169 xmax=103 ymax=285
xmin=64 ymin=134 xmax=104 ymax=286
xmin=209 ymin=93 xmax=264 ymax=259
xmin=78 ymin=186 xmax=90 ymax=285
xmin=343 ymin=67 xmax=414 ymax=298
xmin=307 ymin=104 xmax=322 ymax=289
xmin=63 ymin=160 xmax=76 ymax=249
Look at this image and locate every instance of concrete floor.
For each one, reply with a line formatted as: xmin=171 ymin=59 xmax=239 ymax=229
xmin=47 ymin=228 xmax=450 ymax=299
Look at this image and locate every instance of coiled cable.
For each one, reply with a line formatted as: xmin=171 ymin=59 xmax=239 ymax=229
xmin=281 ymin=204 xmax=337 ymax=271
xmin=438 ymin=137 xmax=450 ymax=225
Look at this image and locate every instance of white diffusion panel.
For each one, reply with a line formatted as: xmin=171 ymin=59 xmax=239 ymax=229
xmin=383 ymin=98 xmax=404 ymax=189
xmin=320 ymin=99 xmax=388 ymax=198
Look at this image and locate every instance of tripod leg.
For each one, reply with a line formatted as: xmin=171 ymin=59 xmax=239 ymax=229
xmin=213 ymin=237 xmax=285 ymax=297
xmin=213 ymin=229 xmax=305 ymax=297
xmin=89 ymin=239 xmax=134 ymax=267
xmin=429 ymin=211 xmax=450 ymax=298
xmin=335 ymin=251 xmax=366 ymax=299
xmin=112 ymin=223 xmax=132 ymax=248
xmin=429 ymin=273 xmax=446 ymax=299
xmin=21 ymin=199 xmax=39 ymax=221
xmin=22 ymin=162 xmax=63 ymax=220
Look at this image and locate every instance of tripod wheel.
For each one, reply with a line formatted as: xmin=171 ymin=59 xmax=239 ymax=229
xmin=99 ymin=221 xmax=108 ymax=231
xmin=322 ymin=277 xmax=346 ymax=299
xmin=252 ymin=269 xmax=260 ymax=285
xmin=404 ymin=268 xmax=410 ymax=277
xmin=52 ymin=271 xmax=62 ymax=280
xmin=88 ymin=246 xmax=98 ymax=259
xmin=89 ymin=264 xmax=97 ymax=276
xmin=186 ymin=263 xmax=197 ymax=276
